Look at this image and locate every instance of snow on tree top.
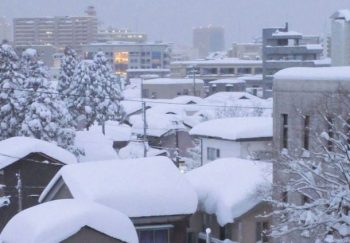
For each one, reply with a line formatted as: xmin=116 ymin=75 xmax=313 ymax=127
xmin=0 ymin=137 xmax=77 ymax=170
xmin=274 ymin=66 xmax=350 ymax=81
xmin=186 ymin=158 xmax=272 ymax=226
xmin=0 ymin=199 xmax=138 ymax=243
xmin=190 ymin=117 xmax=272 ymax=141
xmin=39 ymin=157 xmax=198 ymax=218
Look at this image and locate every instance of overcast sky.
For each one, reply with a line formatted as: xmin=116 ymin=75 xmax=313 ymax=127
xmin=2 ymin=0 xmax=350 ymax=47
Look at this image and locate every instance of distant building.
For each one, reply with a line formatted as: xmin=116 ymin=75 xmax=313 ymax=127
xmin=14 ymin=44 xmax=60 ymax=67
xmin=82 ymin=42 xmax=171 ymax=76
xmin=208 ymin=78 xmax=246 ymax=94
xmin=330 ymin=9 xmax=350 ymax=66
xmin=0 ymin=17 xmax=12 ymax=42
xmin=13 ymin=7 xmax=98 ymax=51
xmin=262 ymin=23 xmax=329 ymax=97
xmin=193 ymin=26 xmax=225 ymax=58
xmin=97 ymin=28 xmax=147 ymax=43
xmin=229 ymin=43 xmax=262 ymax=60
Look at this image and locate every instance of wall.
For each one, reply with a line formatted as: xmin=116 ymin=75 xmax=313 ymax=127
xmin=143 ymin=83 xmax=205 ymax=99
xmin=62 ymin=226 xmax=123 ymax=243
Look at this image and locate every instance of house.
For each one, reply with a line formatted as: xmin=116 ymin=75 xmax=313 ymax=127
xmin=142 ymin=78 xmax=205 ymax=99
xmin=208 ymin=78 xmax=246 ymax=94
xmin=39 ymin=157 xmax=198 ymax=243
xmin=0 ymin=137 xmax=77 ymax=230
xmin=186 ymin=158 xmax=272 ymax=243
xmin=0 ymin=199 xmax=138 ymax=243
xmin=190 ymin=117 xmax=273 ymax=164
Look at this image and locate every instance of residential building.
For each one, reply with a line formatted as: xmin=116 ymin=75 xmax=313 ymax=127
xmin=208 ymin=78 xmax=246 ymax=94
xmin=13 ymin=7 xmax=98 ymax=50
xmin=39 ymin=157 xmax=198 ymax=243
xmin=330 ymin=9 xmax=350 ymax=66
xmin=187 ymin=158 xmax=273 ymax=243
xmin=193 ymin=26 xmax=225 ymax=58
xmin=0 ymin=17 xmax=12 ymax=42
xmin=229 ymin=43 xmax=262 ymax=60
xmin=190 ymin=117 xmax=273 ymax=164
xmin=170 ymin=58 xmax=262 ymax=83
xmin=1 ymin=199 xmax=138 ymax=243
xmin=141 ymin=78 xmax=205 ymax=99
xmin=273 ymin=66 xmax=350 ymax=243
xmin=262 ymin=23 xmax=329 ymax=97
xmin=0 ymin=137 xmax=77 ymax=230
xmin=97 ymin=28 xmax=147 ymax=43
xmin=82 ymin=41 xmax=171 ymax=76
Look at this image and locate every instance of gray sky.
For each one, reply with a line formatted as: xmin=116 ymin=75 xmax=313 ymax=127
xmin=2 ymin=0 xmax=350 ymax=46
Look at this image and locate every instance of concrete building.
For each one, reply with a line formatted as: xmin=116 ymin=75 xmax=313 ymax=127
xmin=208 ymin=78 xmax=246 ymax=94
xmin=262 ymin=23 xmax=329 ymax=97
xmin=170 ymin=58 xmax=262 ymax=83
xmin=273 ymin=66 xmax=350 ymax=243
xmin=229 ymin=43 xmax=262 ymax=60
xmin=0 ymin=17 xmax=12 ymax=42
xmin=97 ymin=28 xmax=147 ymax=43
xmin=13 ymin=7 xmax=98 ymax=50
xmin=331 ymin=9 xmax=350 ymax=66
xmin=82 ymin=41 xmax=171 ymax=76
xmin=193 ymin=26 xmax=225 ymax=58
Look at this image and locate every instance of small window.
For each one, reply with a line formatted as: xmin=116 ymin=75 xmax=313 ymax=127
xmin=207 ymin=147 xmax=220 ymax=161
xmin=281 ymin=114 xmax=288 ymax=149
xmin=138 ymin=229 xmax=169 ymax=243
xmin=303 ymin=115 xmax=310 ymax=150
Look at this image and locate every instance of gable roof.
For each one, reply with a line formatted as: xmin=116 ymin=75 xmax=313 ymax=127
xmin=0 ymin=137 xmax=77 ymax=170
xmin=0 ymin=199 xmax=138 ymax=243
xmin=189 ymin=117 xmax=272 ymax=141
xmin=39 ymin=157 xmax=198 ymax=218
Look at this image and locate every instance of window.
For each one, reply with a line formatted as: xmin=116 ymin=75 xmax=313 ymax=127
xmin=142 ymin=89 xmax=149 ymax=98
xmin=219 ymin=224 xmax=232 ymax=240
xmin=303 ymin=115 xmax=310 ymax=150
xmin=327 ymin=116 xmax=334 ymax=151
xmin=237 ymin=67 xmax=252 ymax=75
xmin=138 ymin=229 xmax=169 ymax=243
xmin=256 ymin=221 xmax=269 ymax=243
xmin=151 ymin=92 xmax=157 ymax=99
xmin=281 ymin=114 xmax=288 ymax=149
xmin=281 ymin=191 xmax=288 ymax=203
xmin=207 ymin=147 xmax=220 ymax=161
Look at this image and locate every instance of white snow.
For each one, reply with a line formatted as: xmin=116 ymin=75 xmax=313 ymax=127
xmin=274 ymin=67 xmax=350 ymax=81
xmin=172 ymin=58 xmax=262 ymax=65
xmin=90 ymin=121 xmax=131 ymax=142
xmin=75 ymin=130 xmax=118 ymax=162
xmin=118 ymin=141 xmax=167 ymax=159
xmin=142 ymin=78 xmax=204 ymax=85
xmin=0 ymin=137 xmax=77 ymax=170
xmin=0 ymin=196 xmax=10 ymax=208
xmin=0 ymin=199 xmax=138 ymax=243
xmin=39 ymin=157 xmax=198 ymax=218
xmin=186 ymin=158 xmax=272 ymax=226
xmin=272 ymin=30 xmax=302 ymax=37
xmin=171 ymin=95 xmax=203 ymax=104
xmin=331 ymin=9 xmax=350 ymax=22
xmin=209 ymin=79 xmax=245 ymax=84
xmin=190 ymin=117 xmax=272 ymax=141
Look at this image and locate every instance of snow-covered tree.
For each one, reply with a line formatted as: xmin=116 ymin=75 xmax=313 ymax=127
xmin=271 ymin=113 xmax=350 ymax=242
xmin=0 ymin=44 xmax=26 ymax=139
xmin=58 ymin=47 xmax=79 ymax=95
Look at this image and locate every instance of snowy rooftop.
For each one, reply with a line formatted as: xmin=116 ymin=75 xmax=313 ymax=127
xmin=75 ymin=130 xmax=118 ymax=162
xmin=118 ymin=141 xmax=167 ymax=159
xmin=272 ymin=30 xmax=302 ymax=37
xmin=142 ymin=78 xmax=204 ymax=85
xmin=0 ymin=137 xmax=77 ymax=170
xmin=0 ymin=199 xmax=138 ymax=243
xmin=331 ymin=9 xmax=350 ymax=21
xmin=204 ymin=92 xmax=264 ymax=104
xmin=274 ymin=67 xmax=350 ymax=81
xmin=186 ymin=158 xmax=272 ymax=226
xmin=172 ymin=58 xmax=262 ymax=65
xmin=171 ymin=95 xmax=203 ymax=104
xmin=190 ymin=117 xmax=272 ymax=141
xmin=209 ymin=79 xmax=246 ymax=84
xmin=40 ymin=157 xmax=198 ymax=218
xmin=90 ymin=121 xmax=131 ymax=142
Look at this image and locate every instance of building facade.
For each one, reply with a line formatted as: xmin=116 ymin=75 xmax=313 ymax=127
xmin=331 ymin=9 xmax=350 ymax=66
xmin=193 ymin=26 xmax=225 ymax=58
xmin=229 ymin=43 xmax=262 ymax=60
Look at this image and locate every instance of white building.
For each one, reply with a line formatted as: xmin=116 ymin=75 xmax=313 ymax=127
xmin=331 ymin=9 xmax=350 ymax=66
xmin=189 ymin=117 xmax=273 ymax=164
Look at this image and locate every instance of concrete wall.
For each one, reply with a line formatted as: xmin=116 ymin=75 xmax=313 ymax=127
xmin=62 ymin=226 xmax=124 ymax=243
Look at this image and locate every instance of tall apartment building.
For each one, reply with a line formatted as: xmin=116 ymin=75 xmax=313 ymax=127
xmin=262 ymin=23 xmax=329 ymax=97
xmin=0 ymin=17 xmax=12 ymax=42
xmin=13 ymin=7 xmax=98 ymax=50
xmin=330 ymin=9 xmax=350 ymax=66
xmin=82 ymin=41 xmax=171 ymax=77
xmin=193 ymin=26 xmax=225 ymax=58
xmin=97 ymin=28 xmax=147 ymax=43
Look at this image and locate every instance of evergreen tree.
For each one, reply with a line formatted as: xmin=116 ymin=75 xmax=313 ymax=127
xmin=58 ymin=47 xmax=78 ymax=95
xmin=0 ymin=44 xmax=26 ymax=139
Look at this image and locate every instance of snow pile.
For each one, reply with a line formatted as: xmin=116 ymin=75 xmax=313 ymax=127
xmin=274 ymin=67 xmax=350 ymax=81
xmin=75 ymin=130 xmax=118 ymax=162
xmin=142 ymin=78 xmax=204 ymax=85
xmin=0 ymin=137 xmax=77 ymax=170
xmin=186 ymin=158 xmax=272 ymax=226
xmin=190 ymin=117 xmax=272 ymax=141
xmin=0 ymin=199 xmax=138 ymax=243
xmin=119 ymin=141 xmax=167 ymax=159
xmin=40 ymin=157 xmax=198 ymax=218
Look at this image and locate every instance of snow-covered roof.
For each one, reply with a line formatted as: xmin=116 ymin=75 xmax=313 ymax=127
xmin=90 ymin=122 xmax=131 ymax=142
xmin=186 ymin=158 xmax=272 ymax=226
xmin=118 ymin=141 xmax=167 ymax=159
xmin=272 ymin=30 xmax=302 ymax=37
xmin=0 ymin=137 xmax=77 ymax=170
xmin=0 ymin=199 xmax=138 ymax=243
xmin=204 ymin=92 xmax=263 ymax=104
xmin=331 ymin=9 xmax=350 ymax=22
xmin=190 ymin=117 xmax=272 ymax=141
xmin=209 ymin=78 xmax=246 ymax=84
xmin=142 ymin=78 xmax=204 ymax=85
xmin=75 ymin=130 xmax=118 ymax=162
xmin=171 ymin=95 xmax=203 ymax=104
xmin=172 ymin=58 xmax=262 ymax=65
xmin=274 ymin=67 xmax=350 ymax=81
xmin=121 ymin=100 xmax=143 ymax=116
xmin=40 ymin=157 xmax=198 ymax=218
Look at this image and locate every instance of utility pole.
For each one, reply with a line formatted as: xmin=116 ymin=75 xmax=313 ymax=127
xmin=16 ymin=172 xmax=22 ymax=212
xmin=142 ymin=101 xmax=148 ymax=157
xmin=192 ymin=65 xmax=197 ymax=96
